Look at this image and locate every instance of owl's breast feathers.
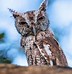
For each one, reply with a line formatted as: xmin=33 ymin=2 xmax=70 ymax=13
xmin=21 ymin=29 xmax=68 ymax=66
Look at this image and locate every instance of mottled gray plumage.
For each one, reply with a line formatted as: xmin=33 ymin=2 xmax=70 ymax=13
xmin=9 ymin=0 xmax=68 ymax=66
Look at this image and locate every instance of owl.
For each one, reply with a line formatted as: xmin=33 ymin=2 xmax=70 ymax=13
xmin=9 ymin=0 xmax=68 ymax=66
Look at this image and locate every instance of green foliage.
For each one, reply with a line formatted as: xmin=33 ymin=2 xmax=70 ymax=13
xmin=0 ymin=33 xmax=5 ymax=43
xmin=0 ymin=56 xmax=11 ymax=64
xmin=0 ymin=50 xmax=11 ymax=64
xmin=0 ymin=33 xmax=5 ymax=39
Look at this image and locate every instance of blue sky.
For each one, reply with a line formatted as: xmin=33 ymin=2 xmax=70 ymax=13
xmin=0 ymin=0 xmax=72 ymax=67
xmin=48 ymin=0 xmax=72 ymax=67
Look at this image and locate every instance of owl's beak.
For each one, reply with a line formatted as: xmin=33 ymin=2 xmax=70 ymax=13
xmin=33 ymin=26 xmax=36 ymax=36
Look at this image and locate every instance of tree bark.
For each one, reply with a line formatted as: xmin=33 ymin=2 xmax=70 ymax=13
xmin=0 ymin=64 xmax=72 ymax=74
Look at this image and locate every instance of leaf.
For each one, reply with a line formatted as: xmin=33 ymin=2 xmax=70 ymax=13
xmin=0 ymin=33 xmax=5 ymax=39
xmin=0 ymin=56 xmax=11 ymax=64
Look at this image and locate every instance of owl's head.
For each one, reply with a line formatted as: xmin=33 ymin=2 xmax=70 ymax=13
xmin=9 ymin=0 xmax=49 ymax=36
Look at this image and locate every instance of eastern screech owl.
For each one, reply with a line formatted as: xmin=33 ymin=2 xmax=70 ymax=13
xmin=9 ymin=0 xmax=68 ymax=66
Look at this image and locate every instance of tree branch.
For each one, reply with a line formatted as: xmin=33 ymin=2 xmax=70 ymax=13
xmin=0 ymin=64 xmax=72 ymax=74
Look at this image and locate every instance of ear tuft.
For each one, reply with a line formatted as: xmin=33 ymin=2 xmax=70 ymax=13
xmin=8 ymin=8 xmax=19 ymax=18
xmin=8 ymin=8 xmax=15 ymax=14
xmin=39 ymin=0 xmax=48 ymax=11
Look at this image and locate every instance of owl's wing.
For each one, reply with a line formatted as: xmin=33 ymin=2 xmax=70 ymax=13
xmin=36 ymin=30 xmax=68 ymax=66
xmin=43 ymin=36 xmax=68 ymax=66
